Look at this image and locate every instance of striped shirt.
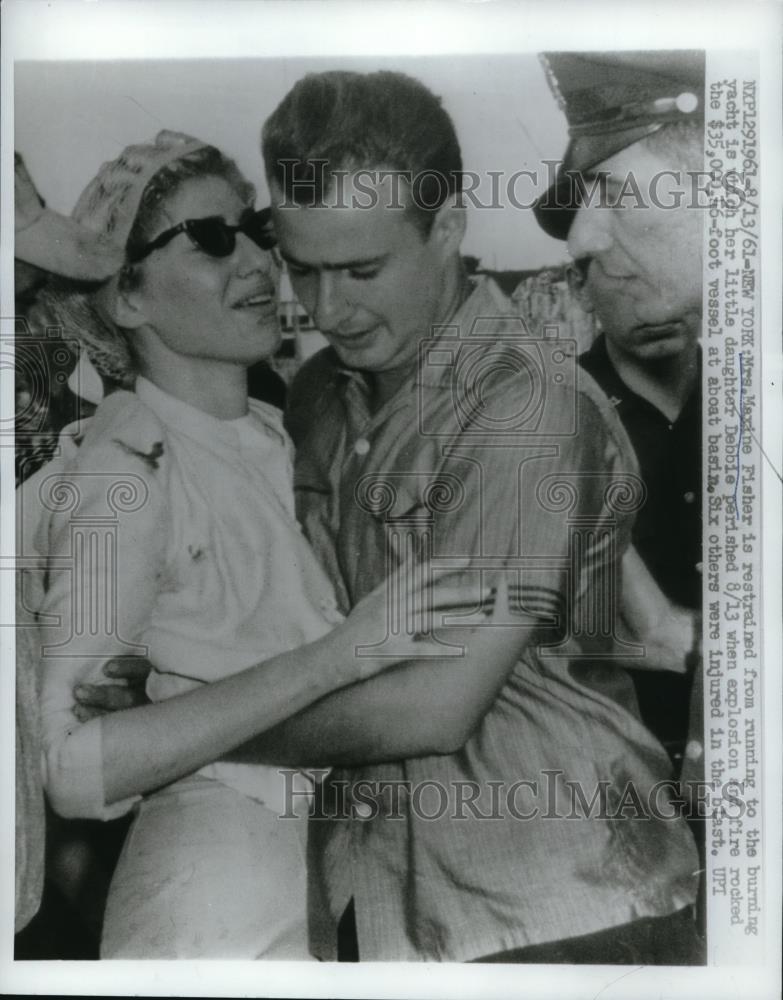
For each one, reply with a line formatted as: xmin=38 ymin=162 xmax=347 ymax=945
xmin=289 ymin=277 xmax=699 ymax=961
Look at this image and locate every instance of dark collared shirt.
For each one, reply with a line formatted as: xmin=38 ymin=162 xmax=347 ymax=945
xmin=579 ymin=335 xmax=702 ymax=609
xmin=579 ymin=334 xmax=702 ymax=761
xmin=289 ymin=279 xmax=698 ymax=961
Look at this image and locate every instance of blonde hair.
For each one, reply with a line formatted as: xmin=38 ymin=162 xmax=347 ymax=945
xmin=26 ymin=281 xmax=135 ymax=389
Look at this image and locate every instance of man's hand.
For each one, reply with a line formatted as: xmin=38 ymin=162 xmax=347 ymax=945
xmin=72 ymin=657 xmax=152 ymax=722
xmin=618 ymin=547 xmax=695 ymax=673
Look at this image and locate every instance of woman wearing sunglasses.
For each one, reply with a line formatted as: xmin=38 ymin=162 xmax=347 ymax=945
xmin=28 ymin=131 xmax=483 ymax=958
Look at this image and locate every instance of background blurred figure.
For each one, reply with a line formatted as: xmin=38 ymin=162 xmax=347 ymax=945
xmin=14 ymin=152 xmax=123 ymax=944
xmin=14 ymin=153 xmax=124 ymax=486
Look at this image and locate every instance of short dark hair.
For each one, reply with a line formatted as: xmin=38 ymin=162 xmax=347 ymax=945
xmin=262 ymin=70 xmax=463 ymax=234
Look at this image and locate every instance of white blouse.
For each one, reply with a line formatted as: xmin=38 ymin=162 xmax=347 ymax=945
xmin=27 ymin=377 xmax=342 ymax=819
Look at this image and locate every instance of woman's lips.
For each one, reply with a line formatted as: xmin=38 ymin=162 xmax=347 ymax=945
xmin=232 ymin=287 xmax=275 ymax=309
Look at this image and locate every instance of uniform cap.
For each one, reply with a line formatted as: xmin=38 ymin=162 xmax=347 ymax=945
xmin=533 ymin=50 xmax=705 ymax=239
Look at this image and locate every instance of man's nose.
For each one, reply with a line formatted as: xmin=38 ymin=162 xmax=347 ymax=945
xmin=313 ymin=272 xmax=351 ymax=331
xmin=567 ymin=202 xmax=614 ymax=261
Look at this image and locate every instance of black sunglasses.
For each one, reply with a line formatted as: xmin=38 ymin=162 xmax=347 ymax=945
xmin=127 ymin=206 xmax=277 ymax=263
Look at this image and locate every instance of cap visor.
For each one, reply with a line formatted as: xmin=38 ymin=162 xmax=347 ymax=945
xmin=533 ymin=124 xmax=662 ymax=240
xmin=15 ymin=208 xmax=124 ymax=281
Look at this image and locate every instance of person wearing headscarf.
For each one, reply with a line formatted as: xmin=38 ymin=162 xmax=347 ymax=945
xmin=21 ymin=131 xmax=475 ymax=958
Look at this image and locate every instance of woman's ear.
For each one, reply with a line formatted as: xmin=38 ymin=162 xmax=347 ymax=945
xmin=108 ymin=270 xmax=148 ymax=330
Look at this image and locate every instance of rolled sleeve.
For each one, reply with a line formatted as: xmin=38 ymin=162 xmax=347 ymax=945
xmin=41 ymin=713 xmax=140 ymax=820
xmin=34 ymin=393 xmax=167 ymax=819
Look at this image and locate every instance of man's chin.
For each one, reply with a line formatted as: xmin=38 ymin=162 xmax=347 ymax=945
xmin=628 ymin=321 xmax=694 ymax=358
xmin=331 ymin=340 xmax=403 ymax=375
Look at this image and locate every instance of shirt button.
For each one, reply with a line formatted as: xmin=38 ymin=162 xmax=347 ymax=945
xmin=683 ymin=491 xmax=696 ymax=503
xmin=685 ymin=740 xmax=703 ymax=762
xmin=354 ymin=438 xmax=370 ymax=456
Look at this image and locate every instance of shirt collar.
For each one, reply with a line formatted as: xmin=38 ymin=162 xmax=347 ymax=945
xmin=580 ymin=334 xmax=629 ymax=407
xmin=329 ymin=276 xmax=516 ymax=391
xmin=580 ymin=333 xmax=702 ymax=422
xmin=330 ymin=276 xmax=519 ymax=432
xmin=415 ymin=276 xmax=520 ymax=390
xmin=135 ymin=376 xmax=265 ymax=444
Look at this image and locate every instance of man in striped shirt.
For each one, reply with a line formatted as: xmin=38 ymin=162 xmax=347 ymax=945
xmin=249 ymin=69 xmax=702 ymax=963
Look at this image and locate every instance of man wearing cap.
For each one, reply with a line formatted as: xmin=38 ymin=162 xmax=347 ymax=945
xmin=13 ymin=154 xmax=142 ymax=934
xmin=533 ymin=51 xmax=705 ymax=774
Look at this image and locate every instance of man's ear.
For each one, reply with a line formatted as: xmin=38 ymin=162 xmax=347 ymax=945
xmin=430 ymin=201 xmax=467 ymax=255
xmin=566 ymin=264 xmax=595 ymax=314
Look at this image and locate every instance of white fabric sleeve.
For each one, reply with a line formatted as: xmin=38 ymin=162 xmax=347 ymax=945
xmin=35 ymin=410 xmax=168 ymax=820
xmin=40 ymin=714 xmax=140 ymax=820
